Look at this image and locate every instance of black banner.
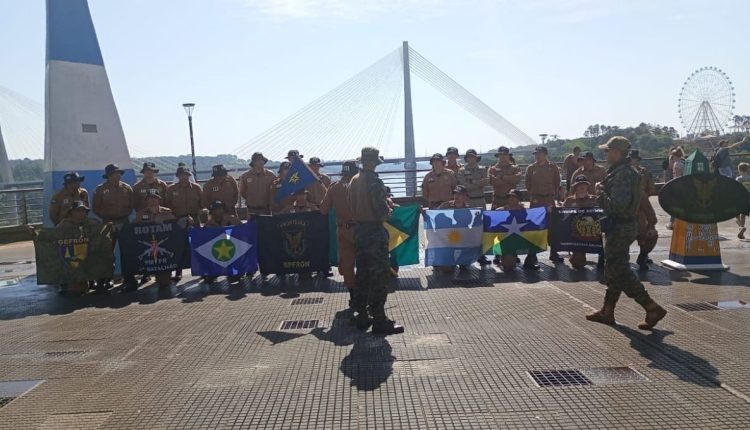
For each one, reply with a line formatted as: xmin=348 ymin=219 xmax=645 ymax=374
xmin=551 ymin=207 xmax=604 ymax=253
xmin=34 ymin=223 xmax=115 ymax=284
xmin=257 ymin=212 xmax=330 ymax=274
xmin=659 ymin=173 xmax=750 ymax=223
xmin=118 ymin=221 xmax=190 ymax=275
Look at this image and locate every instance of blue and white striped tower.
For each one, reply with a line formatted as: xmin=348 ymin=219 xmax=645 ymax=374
xmin=43 ymin=0 xmax=134 ymax=225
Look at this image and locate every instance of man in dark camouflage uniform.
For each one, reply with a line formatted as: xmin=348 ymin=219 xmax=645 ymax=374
xmin=587 ymin=137 xmax=667 ymax=330
xmin=348 ymin=147 xmax=404 ymax=335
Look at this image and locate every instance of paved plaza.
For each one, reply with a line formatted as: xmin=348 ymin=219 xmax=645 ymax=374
xmin=1 ymin=200 xmax=749 ymax=429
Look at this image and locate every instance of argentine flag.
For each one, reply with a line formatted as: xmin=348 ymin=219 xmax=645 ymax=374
xmin=189 ymin=222 xmax=258 ymax=276
xmin=424 ymin=209 xmax=484 ymax=266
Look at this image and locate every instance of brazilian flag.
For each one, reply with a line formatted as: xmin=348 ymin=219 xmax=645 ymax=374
xmin=482 ymin=207 xmax=548 ymax=256
xmin=329 ymin=204 xmax=420 ymax=267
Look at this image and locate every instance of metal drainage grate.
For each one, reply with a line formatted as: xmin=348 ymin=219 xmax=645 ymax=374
xmin=290 ymin=297 xmax=324 ymax=306
xmin=528 ymin=369 xmax=592 ymax=387
xmin=0 ymin=397 xmax=13 ymax=409
xmin=674 ymin=302 xmax=721 ymax=312
xmin=280 ymin=320 xmax=321 ymax=330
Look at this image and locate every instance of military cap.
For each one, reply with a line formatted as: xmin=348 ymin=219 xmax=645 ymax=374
xmin=68 ymin=200 xmax=90 ymax=213
xmin=358 ymin=147 xmax=384 ymax=165
xmin=446 ymin=147 xmax=459 ymax=156
xmin=598 ymin=136 xmax=631 ymax=152
xmin=341 ymin=160 xmax=359 ymax=176
xmin=208 ymin=200 xmax=226 ymax=211
xmin=532 ymin=146 xmax=548 ymax=154
xmin=250 ymin=152 xmax=269 ymax=164
xmin=578 ymin=151 xmax=596 ymax=161
xmin=176 ymin=165 xmax=192 ymax=176
xmin=211 ymin=164 xmax=228 ymax=177
xmin=144 ymin=189 xmax=162 ymax=200
xmin=464 ymin=149 xmax=482 ymax=162
xmin=102 ymin=164 xmax=125 ymax=178
xmin=494 ymin=146 xmax=510 ymax=157
xmin=629 ymin=149 xmax=642 ymax=160
xmin=453 ymin=185 xmax=469 ymax=195
xmin=572 ymin=175 xmax=590 ymax=186
xmin=278 ymin=161 xmax=291 ymax=172
xmin=430 ymin=153 xmax=446 ymax=164
xmin=286 ymin=150 xmax=303 ymax=159
xmin=506 ymin=189 xmax=521 ymax=199
xmin=309 ymin=157 xmax=324 ymax=167
xmin=140 ymin=162 xmax=159 ymax=174
xmin=63 ymin=171 xmax=85 ymax=184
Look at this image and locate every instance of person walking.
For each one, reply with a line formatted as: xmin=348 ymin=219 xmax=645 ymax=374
xmin=321 ymin=161 xmax=358 ymax=305
xmin=629 ymin=150 xmax=658 ymax=270
xmin=457 ymin=149 xmax=489 ymax=209
xmin=587 ymin=136 xmax=666 ymax=330
xmin=239 ymin=152 xmax=276 ymax=217
xmin=348 ymin=147 xmax=404 ymax=335
xmin=524 ymin=146 xmax=562 ymax=267
xmin=713 ymin=137 xmax=748 ymax=178
xmin=422 ymin=153 xmax=457 ymax=209
xmin=488 ymin=146 xmax=522 ymax=209
xmin=49 ymin=172 xmax=89 ymax=226
xmin=736 ymin=162 xmax=750 ymax=239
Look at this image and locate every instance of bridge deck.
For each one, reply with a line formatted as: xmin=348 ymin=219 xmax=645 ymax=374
xmin=0 ymin=198 xmax=749 ymax=429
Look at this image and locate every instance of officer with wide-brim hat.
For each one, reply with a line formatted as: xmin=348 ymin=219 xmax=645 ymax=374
xmin=102 ymin=164 xmax=125 ymax=179
xmin=134 ymin=162 xmax=168 ymax=212
xmin=201 ymin=164 xmax=239 ymax=215
xmin=489 ymin=146 xmax=522 ymax=210
xmin=49 ymin=172 xmax=90 ymax=226
xmin=240 ymin=152 xmax=276 ymax=218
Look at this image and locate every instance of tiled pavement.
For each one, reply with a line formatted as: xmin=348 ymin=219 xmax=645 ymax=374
xmin=1 ymin=201 xmax=749 ymax=429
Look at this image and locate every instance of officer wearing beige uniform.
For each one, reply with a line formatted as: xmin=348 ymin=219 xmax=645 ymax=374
xmin=488 ymin=146 xmax=522 ymax=209
xmin=422 ymin=153 xmax=457 ymax=209
xmin=320 ymin=161 xmax=358 ymax=297
xmin=570 ymin=152 xmax=605 ymax=196
xmin=457 ymin=149 xmax=489 ymax=208
xmin=49 ymin=172 xmax=89 ymax=226
xmin=270 ymin=161 xmax=294 ymax=214
xmin=165 ymin=165 xmax=202 ymax=222
xmin=306 ymin=157 xmax=331 ymax=205
xmin=201 ymin=164 xmax=239 ymax=215
xmin=132 ymin=162 xmax=168 ymax=212
xmin=445 ymin=147 xmax=462 ymax=174
xmin=239 ymin=152 xmax=276 ymax=217
xmin=524 ymin=146 xmax=562 ymax=268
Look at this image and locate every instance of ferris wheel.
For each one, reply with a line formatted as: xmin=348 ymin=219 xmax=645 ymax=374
xmin=678 ymin=67 xmax=735 ymax=137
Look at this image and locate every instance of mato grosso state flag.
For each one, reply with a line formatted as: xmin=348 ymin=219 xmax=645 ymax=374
xmin=482 ymin=207 xmax=548 ymax=256
xmin=34 ymin=223 xmax=115 ymax=284
xmin=424 ymin=208 xmax=483 ymax=266
xmin=118 ymin=221 xmax=190 ymax=275
xmin=189 ymin=222 xmax=258 ymax=276
xmin=328 ymin=205 xmax=420 ymax=267
xmin=551 ymin=207 xmax=604 ymax=253
xmin=257 ymin=212 xmax=330 ymax=274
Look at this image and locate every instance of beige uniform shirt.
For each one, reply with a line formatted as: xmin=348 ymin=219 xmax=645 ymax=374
xmin=457 ymin=164 xmax=489 ymax=199
xmin=49 ymin=187 xmax=89 ymax=226
xmin=306 ymin=173 xmax=331 ymax=205
xmin=93 ymin=181 xmax=134 ymax=223
xmin=422 ymin=170 xmax=457 ymax=205
xmin=201 ymin=176 xmax=239 ymax=212
xmin=570 ymin=165 xmax=606 ymax=196
xmin=488 ymin=163 xmax=522 ymax=197
xmin=524 ymin=162 xmax=561 ymax=207
xmin=239 ymin=168 xmax=276 ymax=210
xmin=446 ymin=161 xmax=462 ymax=175
xmin=320 ymin=179 xmax=354 ymax=224
xmin=132 ymin=179 xmax=168 ymax=211
xmin=165 ymin=182 xmax=202 ymax=217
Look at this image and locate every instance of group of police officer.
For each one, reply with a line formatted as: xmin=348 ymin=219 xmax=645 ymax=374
xmin=48 ymin=137 xmax=667 ymax=333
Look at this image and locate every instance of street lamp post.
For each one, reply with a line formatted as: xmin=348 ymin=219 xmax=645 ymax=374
xmin=539 ymin=134 xmax=548 ymax=145
xmin=182 ymin=103 xmax=197 ymax=179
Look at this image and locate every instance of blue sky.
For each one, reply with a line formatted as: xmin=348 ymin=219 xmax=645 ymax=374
xmin=0 ymin=0 xmax=748 ymax=160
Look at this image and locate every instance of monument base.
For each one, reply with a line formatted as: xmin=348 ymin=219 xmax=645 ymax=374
xmin=661 ymin=259 xmax=729 ymax=271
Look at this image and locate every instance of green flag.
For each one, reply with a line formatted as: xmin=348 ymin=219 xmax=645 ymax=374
xmin=34 ymin=223 xmax=115 ymax=284
xmin=329 ymin=204 xmax=420 ymax=267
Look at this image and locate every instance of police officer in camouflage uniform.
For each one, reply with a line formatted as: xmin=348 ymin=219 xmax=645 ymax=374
xmin=348 ymin=147 xmax=404 ymax=335
xmin=457 ymin=149 xmax=489 ymax=208
xmin=587 ymin=137 xmax=667 ymax=330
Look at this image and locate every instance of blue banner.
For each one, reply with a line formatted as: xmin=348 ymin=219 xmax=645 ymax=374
xmin=274 ymin=157 xmax=318 ymax=202
xmin=189 ymin=222 xmax=258 ymax=276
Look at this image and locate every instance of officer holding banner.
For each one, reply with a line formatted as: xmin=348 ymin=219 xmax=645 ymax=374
xmin=306 ymin=157 xmax=331 ymax=205
xmin=201 ymin=165 xmax=239 ymax=215
xmin=524 ymin=146 xmax=562 ymax=268
xmin=422 ymin=153 xmax=457 ymax=209
xmin=239 ymin=152 xmax=276 ymax=217
xmin=49 ymin=172 xmax=89 ymax=226
xmin=488 ymin=146 xmax=522 ymax=209
xmin=133 ymin=162 xmax=168 ymax=212
xmin=587 ymin=136 xmax=666 ymax=330
xmin=457 ymin=149 xmax=489 ymax=208
xmin=165 ymin=164 xmax=201 ymax=223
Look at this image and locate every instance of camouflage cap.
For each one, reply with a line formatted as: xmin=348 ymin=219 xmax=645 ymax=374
xmin=341 ymin=160 xmax=359 ymax=176
xmin=464 ymin=149 xmax=482 ymax=161
xmin=140 ymin=162 xmax=159 ymax=174
xmin=506 ymin=189 xmax=521 ymax=199
xmin=211 ymin=164 xmax=228 ymax=177
xmin=446 ymin=146 xmax=459 ymax=156
xmin=63 ymin=171 xmax=85 ymax=184
xmin=572 ymin=175 xmax=590 ymax=186
xmin=453 ymin=185 xmax=468 ymax=195
xmin=309 ymin=157 xmax=324 ymax=167
xmin=286 ymin=149 xmax=303 ymax=159
xmin=359 ymin=147 xmax=384 ymax=165
xmin=599 ymin=136 xmax=631 ymax=152
xmin=250 ymin=152 xmax=268 ymax=164
xmin=209 ymin=200 xmax=226 ymax=211
xmin=430 ymin=153 xmax=446 ymax=164
xmin=494 ymin=146 xmax=510 ymax=156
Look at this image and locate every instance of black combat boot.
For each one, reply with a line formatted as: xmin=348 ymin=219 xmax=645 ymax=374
xmin=523 ymin=254 xmax=540 ymax=271
xmin=121 ymin=275 xmax=138 ymax=293
xmin=372 ymin=319 xmax=405 ymax=335
xmin=636 ymin=253 xmax=649 ymax=271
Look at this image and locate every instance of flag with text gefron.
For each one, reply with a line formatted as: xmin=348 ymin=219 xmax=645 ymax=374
xmin=34 ymin=223 xmax=115 ymax=284
xmin=482 ymin=207 xmax=548 ymax=256
xmin=550 ymin=207 xmax=604 ymax=253
xmin=424 ymin=208 xmax=483 ymax=266
xmin=189 ymin=222 xmax=258 ymax=276
xmin=118 ymin=221 xmax=191 ymax=275
xmin=257 ymin=212 xmax=329 ymax=274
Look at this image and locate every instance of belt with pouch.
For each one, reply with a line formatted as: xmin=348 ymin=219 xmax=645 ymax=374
xmin=337 ymin=221 xmax=357 ymax=229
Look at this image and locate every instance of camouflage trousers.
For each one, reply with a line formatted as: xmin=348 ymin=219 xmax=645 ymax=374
xmin=354 ymin=222 xmax=390 ymax=321
xmin=603 ymin=222 xmax=653 ymax=306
